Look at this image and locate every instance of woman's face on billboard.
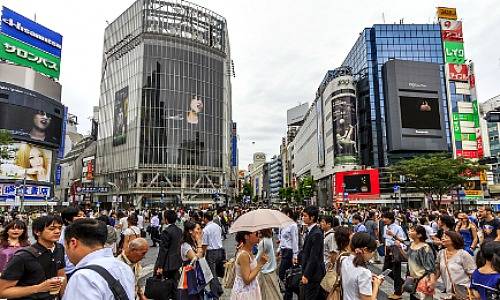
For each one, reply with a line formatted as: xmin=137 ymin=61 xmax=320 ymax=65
xmin=33 ymin=111 xmax=51 ymax=130
xmin=29 ymin=147 xmax=44 ymax=167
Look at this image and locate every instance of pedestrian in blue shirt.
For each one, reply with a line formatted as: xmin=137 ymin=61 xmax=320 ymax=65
xmin=353 ymin=214 xmax=367 ymax=233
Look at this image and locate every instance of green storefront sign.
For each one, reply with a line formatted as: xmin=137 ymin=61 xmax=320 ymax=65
xmin=444 ymin=41 xmax=465 ymax=64
xmin=0 ymin=34 xmax=60 ymax=79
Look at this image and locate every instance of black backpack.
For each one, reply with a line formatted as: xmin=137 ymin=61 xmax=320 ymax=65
xmin=74 ymin=265 xmax=129 ymax=300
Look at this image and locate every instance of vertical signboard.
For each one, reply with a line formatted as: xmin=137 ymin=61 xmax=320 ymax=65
xmin=316 ymin=98 xmax=325 ymax=167
xmin=112 ymin=86 xmax=129 ymax=146
xmin=444 ymin=41 xmax=465 ymax=64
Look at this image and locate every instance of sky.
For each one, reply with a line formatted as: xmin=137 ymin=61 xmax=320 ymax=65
xmin=2 ymin=0 xmax=499 ymax=169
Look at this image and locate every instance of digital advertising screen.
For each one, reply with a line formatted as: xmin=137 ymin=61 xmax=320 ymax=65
xmin=400 ymin=96 xmax=441 ymax=130
xmin=0 ymin=102 xmax=63 ymax=147
xmin=344 ymin=174 xmax=371 ymax=194
xmin=0 ymin=142 xmax=53 ymax=182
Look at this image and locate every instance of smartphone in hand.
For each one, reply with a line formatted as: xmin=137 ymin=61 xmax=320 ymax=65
xmin=378 ymin=269 xmax=392 ymax=279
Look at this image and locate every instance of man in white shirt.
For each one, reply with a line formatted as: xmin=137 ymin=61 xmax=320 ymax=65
xmin=382 ymin=211 xmax=407 ymax=300
xmin=278 ymin=208 xmax=299 ymax=300
xmin=202 ymin=211 xmax=224 ymax=299
xmin=63 ymin=218 xmax=135 ymax=300
xmin=150 ymin=212 xmax=160 ymax=247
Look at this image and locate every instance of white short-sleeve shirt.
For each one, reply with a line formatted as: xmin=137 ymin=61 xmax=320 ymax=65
xmin=341 ymin=255 xmax=373 ymax=300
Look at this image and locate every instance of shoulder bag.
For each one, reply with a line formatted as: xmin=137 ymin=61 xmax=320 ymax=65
xmin=320 ymin=251 xmax=349 ymax=293
xmin=223 ymin=250 xmax=239 ymax=289
xmin=326 ymin=253 xmax=348 ymax=300
xmin=75 ymin=265 xmax=129 ymax=300
xmin=443 ymin=250 xmax=473 ymax=300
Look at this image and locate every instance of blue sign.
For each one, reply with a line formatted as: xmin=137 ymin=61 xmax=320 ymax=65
xmin=393 ymin=185 xmax=400 ymax=192
xmin=1 ymin=6 xmax=63 ymax=57
xmin=55 ymin=165 xmax=62 ymax=186
xmin=58 ymin=106 xmax=68 ymax=159
xmin=0 ymin=183 xmax=50 ymax=200
xmin=231 ymin=135 xmax=237 ymax=167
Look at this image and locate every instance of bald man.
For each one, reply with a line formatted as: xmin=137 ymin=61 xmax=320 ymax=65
xmin=116 ymin=238 xmax=149 ymax=300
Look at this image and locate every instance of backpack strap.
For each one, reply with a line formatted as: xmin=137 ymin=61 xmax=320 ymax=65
xmin=16 ymin=246 xmax=43 ymax=258
xmin=75 ymin=265 xmax=129 ymax=300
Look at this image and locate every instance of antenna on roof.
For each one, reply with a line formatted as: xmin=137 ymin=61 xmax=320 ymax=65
xmin=382 ymin=12 xmax=386 ymax=24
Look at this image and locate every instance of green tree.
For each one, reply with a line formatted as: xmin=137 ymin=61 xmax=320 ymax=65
xmin=242 ymin=182 xmax=253 ymax=197
xmin=294 ymin=176 xmax=315 ymax=205
xmin=0 ymin=130 xmax=12 ymax=159
xmin=279 ymin=187 xmax=294 ymax=201
xmin=390 ymin=153 xmax=483 ymax=208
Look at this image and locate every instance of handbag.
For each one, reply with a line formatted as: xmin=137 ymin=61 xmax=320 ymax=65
xmin=321 ymin=252 xmax=350 ymax=293
xmin=144 ymin=276 xmax=175 ymax=300
xmin=197 ymin=257 xmax=214 ymax=284
xmin=443 ymin=250 xmax=472 ymax=300
xmin=402 ymin=276 xmax=418 ymax=294
xmin=285 ymin=265 xmax=302 ymax=294
xmin=223 ymin=256 xmax=236 ymax=288
xmin=390 ymin=244 xmax=408 ymax=263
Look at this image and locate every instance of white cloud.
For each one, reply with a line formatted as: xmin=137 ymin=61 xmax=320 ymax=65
xmin=2 ymin=0 xmax=499 ymax=169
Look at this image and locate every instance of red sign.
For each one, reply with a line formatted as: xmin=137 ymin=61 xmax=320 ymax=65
xmin=469 ymin=74 xmax=476 ymax=89
xmin=86 ymin=161 xmax=94 ymax=180
xmin=448 ymin=64 xmax=469 ymax=81
xmin=456 ymin=150 xmax=479 ymax=159
xmin=333 ymin=169 xmax=380 ymax=202
xmin=440 ymin=20 xmax=463 ymax=42
xmin=477 ymin=136 xmax=484 ymax=158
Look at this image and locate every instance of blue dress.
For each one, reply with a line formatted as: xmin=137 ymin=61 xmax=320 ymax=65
xmin=459 ymin=227 xmax=474 ymax=256
xmin=470 ymin=269 xmax=500 ymax=300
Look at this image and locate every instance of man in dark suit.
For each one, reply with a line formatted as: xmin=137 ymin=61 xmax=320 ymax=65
xmin=300 ymin=206 xmax=326 ymax=300
xmin=155 ymin=210 xmax=182 ymax=299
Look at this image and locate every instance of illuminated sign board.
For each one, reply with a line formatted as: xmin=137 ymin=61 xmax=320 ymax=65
xmin=0 ymin=34 xmax=60 ymax=78
xmin=440 ymin=20 xmax=463 ymax=42
xmin=0 ymin=6 xmax=62 ymax=57
xmin=437 ymin=7 xmax=457 ymax=20
xmin=444 ymin=41 xmax=465 ymax=64
xmin=448 ymin=64 xmax=469 ymax=81
xmin=0 ymin=183 xmax=50 ymax=200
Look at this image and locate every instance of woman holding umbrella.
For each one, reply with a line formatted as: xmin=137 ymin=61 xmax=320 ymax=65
xmin=230 ymin=230 xmax=268 ymax=300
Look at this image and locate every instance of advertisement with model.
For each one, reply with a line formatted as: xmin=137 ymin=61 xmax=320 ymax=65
xmin=0 ymin=142 xmax=53 ymax=182
xmin=112 ymin=86 xmax=128 ymax=146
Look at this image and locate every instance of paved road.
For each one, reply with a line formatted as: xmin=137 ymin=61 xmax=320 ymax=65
xmin=141 ymin=232 xmax=430 ymax=300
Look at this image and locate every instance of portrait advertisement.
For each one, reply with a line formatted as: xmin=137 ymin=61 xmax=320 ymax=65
xmin=332 ymin=95 xmax=358 ymax=165
xmin=113 ymin=86 xmax=129 ymax=146
xmin=0 ymin=142 xmax=53 ymax=182
xmin=0 ymin=103 xmax=63 ymax=147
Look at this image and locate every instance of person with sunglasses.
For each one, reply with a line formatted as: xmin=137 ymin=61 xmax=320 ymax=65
xmin=455 ymin=212 xmax=478 ymax=255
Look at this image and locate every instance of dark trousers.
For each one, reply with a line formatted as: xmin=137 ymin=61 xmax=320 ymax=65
xmin=301 ymin=281 xmax=325 ymax=300
xmin=383 ymin=253 xmax=403 ymax=295
xmin=151 ymin=227 xmax=160 ymax=246
xmin=162 ymin=269 xmax=180 ymax=300
xmin=278 ymin=248 xmax=295 ymax=300
xmin=206 ymin=249 xmax=225 ymax=299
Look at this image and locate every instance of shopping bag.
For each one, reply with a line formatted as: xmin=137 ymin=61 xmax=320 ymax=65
xmin=186 ymin=265 xmax=199 ymax=295
xmin=198 ymin=257 xmax=214 ymax=283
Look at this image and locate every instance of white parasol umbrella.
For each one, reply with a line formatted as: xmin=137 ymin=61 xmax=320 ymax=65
xmin=228 ymin=209 xmax=295 ymax=233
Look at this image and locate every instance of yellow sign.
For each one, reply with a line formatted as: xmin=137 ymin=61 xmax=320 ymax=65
xmin=465 ymin=190 xmax=482 ymax=196
xmin=437 ymin=7 xmax=457 ymax=20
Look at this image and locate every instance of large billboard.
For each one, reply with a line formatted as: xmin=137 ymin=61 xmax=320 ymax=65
xmin=0 ymin=34 xmax=60 ymax=79
xmin=0 ymin=142 xmax=53 ymax=182
xmin=316 ymin=99 xmax=325 ymax=167
xmin=334 ymin=169 xmax=380 ymax=201
xmin=0 ymin=6 xmax=62 ymax=57
xmin=383 ymin=60 xmax=448 ymax=152
xmin=0 ymin=101 xmax=63 ymax=148
xmin=112 ymin=86 xmax=128 ymax=146
xmin=400 ymin=96 xmax=441 ymax=130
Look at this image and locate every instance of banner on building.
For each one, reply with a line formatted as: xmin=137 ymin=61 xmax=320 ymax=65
xmin=437 ymin=7 xmax=457 ymax=20
xmin=444 ymin=41 xmax=465 ymax=64
xmin=448 ymin=64 xmax=469 ymax=81
xmin=440 ymin=20 xmax=463 ymax=42
xmin=112 ymin=86 xmax=128 ymax=146
xmin=0 ymin=142 xmax=53 ymax=182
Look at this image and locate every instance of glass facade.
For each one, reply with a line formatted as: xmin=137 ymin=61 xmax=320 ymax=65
xmin=342 ymin=24 xmax=450 ymax=167
xmin=96 ymin=0 xmax=232 ymax=205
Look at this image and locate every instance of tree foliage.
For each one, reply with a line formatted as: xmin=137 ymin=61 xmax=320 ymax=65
xmin=279 ymin=187 xmax=294 ymax=201
xmin=389 ymin=153 xmax=484 ymax=208
xmin=242 ymin=182 xmax=253 ymax=197
xmin=0 ymin=130 xmax=12 ymax=159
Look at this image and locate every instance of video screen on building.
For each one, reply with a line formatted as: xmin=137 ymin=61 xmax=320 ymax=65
xmin=0 ymin=102 xmax=63 ymax=147
xmin=344 ymin=174 xmax=371 ymax=193
xmin=0 ymin=142 xmax=53 ymax=182
xmin=400 ymin=96 xmax=441 ymax=130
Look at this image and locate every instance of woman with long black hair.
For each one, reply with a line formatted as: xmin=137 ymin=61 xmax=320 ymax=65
xmin=0 ymin=220 xmax=29 ymax=273
xmin=340 ymin=232 xmax=382 ymax=300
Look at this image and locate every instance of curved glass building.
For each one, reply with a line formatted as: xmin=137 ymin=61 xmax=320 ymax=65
xmin=96 ymin=0 xmax=233 ymax=207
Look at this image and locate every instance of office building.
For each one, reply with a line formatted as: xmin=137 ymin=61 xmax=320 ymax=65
xmin=268 ymin=155 xmax=282 ymax=201
xmin=95 ymin=0 xmax=233 ymax=207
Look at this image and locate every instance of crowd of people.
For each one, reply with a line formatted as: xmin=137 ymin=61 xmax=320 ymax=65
xmin=0 ymin=205 xmax=498 ymax=299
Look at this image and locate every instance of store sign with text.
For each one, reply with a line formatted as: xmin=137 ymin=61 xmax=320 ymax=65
xmin=440 ymin=20 xmax=463 ymax=42
xmin=437 ymin=7 xmax=457 ymax=20
xmin=0 ymin=184 xmax=50 ymax=200
xmin=444 ymin=41 xmax=465 ymax=64
xmin=0 ymin=34 xmax=60 ymax=78
xmin=448 ymin=64 xmax=468 ymax=81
